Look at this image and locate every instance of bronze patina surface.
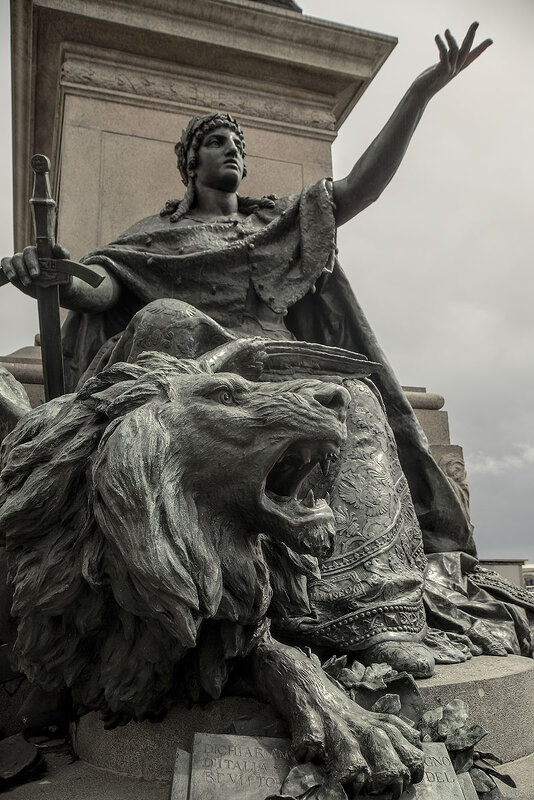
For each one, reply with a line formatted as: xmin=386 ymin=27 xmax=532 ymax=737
xmin=2 ymin=23 xmax=529 ymax=799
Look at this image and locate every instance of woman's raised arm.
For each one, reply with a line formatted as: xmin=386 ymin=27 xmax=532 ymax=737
xmin=333 ymin=23 xmax=492 ymax=226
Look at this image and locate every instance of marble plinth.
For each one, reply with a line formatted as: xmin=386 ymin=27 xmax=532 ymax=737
xmin=73 ymin=697 xmax=273 ymax=782
xmin=8 ymin=750 xmax=534 ymax=800
xmin=418 ymin=655 xmax=534 ymax=764
xmin=74 ymin=655 xmax=534 ymax=781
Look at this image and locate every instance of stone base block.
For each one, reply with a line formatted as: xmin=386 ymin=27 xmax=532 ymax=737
xmin=73 ymin=696 xmax=271 ymax=782
xmin=418 ymin=655 xmax=534 ymax=763
xmin=74 ymin=655 xmax=534 ymax=781
xmin=6 ymin=748 xmax=534 ymax=800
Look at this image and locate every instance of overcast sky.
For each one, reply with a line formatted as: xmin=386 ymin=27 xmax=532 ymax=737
xmin=1 ymin=0 xmax=533 ymax=559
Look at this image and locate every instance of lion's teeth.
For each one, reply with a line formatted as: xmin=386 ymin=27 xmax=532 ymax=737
xmin=301 ymin=447 xmax=312 ymax=464
xmin=321 ymin=458 xmax=331 ymax=476
xmin=325 ymin=491 xmax=331 ymax=505
xmin=303 ymin=489 xmax=315 ymax=508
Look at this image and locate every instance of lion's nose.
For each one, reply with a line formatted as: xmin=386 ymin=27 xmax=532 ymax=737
xmin=312 ymin=384 xmax=350 ymax=420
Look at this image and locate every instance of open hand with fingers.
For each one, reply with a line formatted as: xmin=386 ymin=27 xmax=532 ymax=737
xmin=332 ymin=22 xmax=492 ymax=226
xmin=414 ymin=22 xmax=492 ymax=99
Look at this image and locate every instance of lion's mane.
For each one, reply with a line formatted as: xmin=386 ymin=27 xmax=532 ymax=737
xmin=0 ymin=352 xmax=315 ymax=724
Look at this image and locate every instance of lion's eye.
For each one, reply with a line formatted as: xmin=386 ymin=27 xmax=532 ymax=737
xmin=216 ymin=388 xmax=235 ymax=405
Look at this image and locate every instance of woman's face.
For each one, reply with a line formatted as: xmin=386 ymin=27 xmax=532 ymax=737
xmin=193 ymin=126 xmax=245 ymax=193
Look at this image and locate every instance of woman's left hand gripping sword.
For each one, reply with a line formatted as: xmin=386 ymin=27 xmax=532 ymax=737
xmin=0 ymin=155 xmax=104 ymax=401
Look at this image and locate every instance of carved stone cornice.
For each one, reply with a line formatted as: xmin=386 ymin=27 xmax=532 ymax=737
xmin=36 ymin=0 xmax=394 ymax=86
xmin=60 ymin=50 xmax=336 ymax=135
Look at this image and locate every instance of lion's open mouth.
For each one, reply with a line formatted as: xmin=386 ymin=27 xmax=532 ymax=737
xmin=264 ymin=438 xmax=339 ymax=508
xmin=260 ymin=438 xmax=341 ymax=558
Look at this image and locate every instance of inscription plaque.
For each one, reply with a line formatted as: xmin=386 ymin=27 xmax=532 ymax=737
xmin=170 ymin=747 xmax=192 ymax=800
xmin=189 ymin=732 xmax=292 ymax=800
xmin=400 ymin=742 xmax=465 ymax=799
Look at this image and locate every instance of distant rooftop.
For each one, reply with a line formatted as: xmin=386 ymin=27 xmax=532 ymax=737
xmin=246 ymin=0 xmax=302 ymax=11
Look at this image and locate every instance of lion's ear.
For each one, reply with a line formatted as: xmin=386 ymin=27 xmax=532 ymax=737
xmin=78 ymin=353 xmax=203 ymax=408
xmin=103 ymin=376 xmax=171 ymax=420
xmin=78 ymin=362 xmax=147 ymax=400
xmin=91 ymin=403 xmax=222 ymax=647
xmin=83 ymin=355 xmax=206 ymax=420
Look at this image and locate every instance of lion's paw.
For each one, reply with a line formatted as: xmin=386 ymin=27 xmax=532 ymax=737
xmin=292 ymin=703 xmax=424 ymax=798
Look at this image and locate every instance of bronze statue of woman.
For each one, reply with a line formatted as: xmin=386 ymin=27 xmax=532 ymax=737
xmin=5 ymin=21 xmax=534 ymax=796
xmin=5 ymin=24 xmax=524 ymax=680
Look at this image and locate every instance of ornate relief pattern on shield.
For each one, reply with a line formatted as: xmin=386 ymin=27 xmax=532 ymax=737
xmin=291 ymin=378 xmax=427 ymax=649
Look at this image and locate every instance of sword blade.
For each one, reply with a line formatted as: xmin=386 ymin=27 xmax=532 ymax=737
xmin=36 ymin=284 xmax=64 ymax=401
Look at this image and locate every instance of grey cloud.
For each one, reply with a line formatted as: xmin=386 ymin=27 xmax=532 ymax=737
xmin=469 ymin=445 xmax=534 ymax=476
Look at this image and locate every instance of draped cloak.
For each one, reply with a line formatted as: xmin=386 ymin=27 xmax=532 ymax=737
xmin=61 ymin=179 xmax=476 ymax=558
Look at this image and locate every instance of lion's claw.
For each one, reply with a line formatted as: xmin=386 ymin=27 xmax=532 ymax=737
xmin=253 ymin=640 xmax=424 ymax=798
xmin=293 ymin=702 xmax=423 ymax=797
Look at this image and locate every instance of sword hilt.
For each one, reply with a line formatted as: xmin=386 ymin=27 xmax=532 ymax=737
xmin=30 ymin=155 xmax=56 ymax=261
xmin=0 ymin=155 xmax=104 ymax=290
xmin=27 ymin=154 xmax=104 ymax=289
xmin=16 ymin=156 xmax=105 ymax=402
xmin=0 ymin=155 xmax=106 ymax=402
xmin=0 ymin=259 xmax=105 ymax=289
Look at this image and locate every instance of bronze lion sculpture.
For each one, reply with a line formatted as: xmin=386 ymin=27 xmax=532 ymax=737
xmin=0 ymin=350 xmax=424 ymax=796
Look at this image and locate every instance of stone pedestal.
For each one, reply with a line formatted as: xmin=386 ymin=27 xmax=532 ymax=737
xmin=73 ymin=697 xmax=272 ymax=782
xmin=418 ymin=656 xmax=534 ymax=764
xmin=11 ymin=0 xmax=396 ymax=258
xmin=73 ymin=656 xmax=534 ymax=781
xmin=404 ymin=386 xmax=473 ymax=529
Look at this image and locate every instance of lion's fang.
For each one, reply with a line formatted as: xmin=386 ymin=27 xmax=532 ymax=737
xmin=325 ymin=491 xmax=331 ymax=505
xmin=303 ymin=489 xmax=315 ymax=508
xmin=321 ymin=458 xmax=331 ymax=476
